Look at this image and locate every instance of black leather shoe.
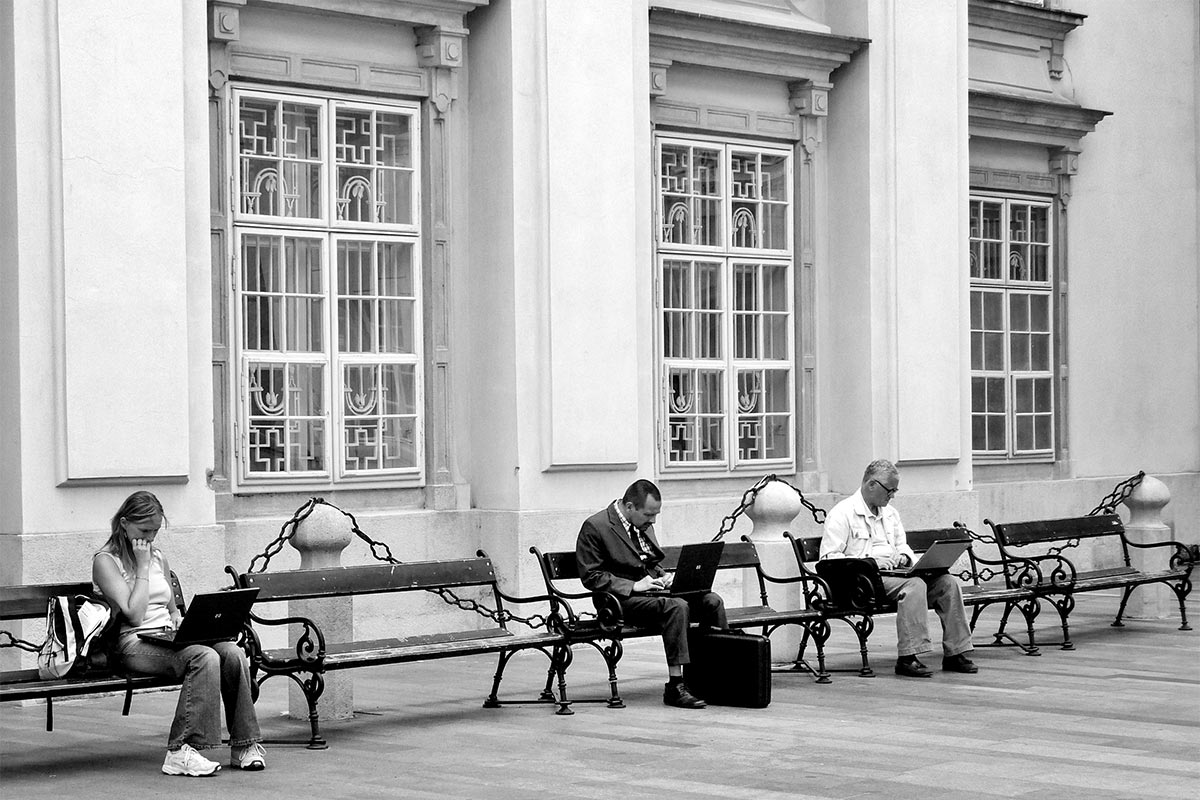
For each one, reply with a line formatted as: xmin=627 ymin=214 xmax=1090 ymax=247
xmin=663 ymin=682 xmax=707 ymax=708
xmin=942 ymin=653 xmax=979 ymax=674
xmin=894 ymin=656 xmax=933 ymax=678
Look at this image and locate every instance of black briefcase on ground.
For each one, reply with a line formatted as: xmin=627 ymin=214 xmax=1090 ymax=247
xmin=683 ymin=629 xmax=771 ymax=708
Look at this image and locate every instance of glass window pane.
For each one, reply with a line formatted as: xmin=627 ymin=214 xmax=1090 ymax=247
xmin=1030 ymin=333 xmax=1050 ymax=370
xmin=1030 ymin=205 xmax=1049 ymax=243
xmin=1015 ymin=416 xmax=1033 ymax=451
xmin=760 ymin=154 xmax=787 ymax=201
xmin=764 ymin=314 xmax=788 ymax=359
xmin=375 ymin=112 xmax=412 ymax=168
xmin=379 ymin=243 xmax=413 ymax=297
xmin=1029 ymin=294 xmax=1050 ymax=331
xmin=697 ymin=262 xmax=721 ymax=309
xmin=762 ymin=204 xmax=787 ymax=250
xmin=986 ymin=378 xmax=1006 ymax=413
xmin=697 ymin=370 xmax=723 ymax=413
xmin=379 ymin=299 xmax=414 ymax=353
xmin=1034 ymin=377 xmax=1052 ymax=412
xmin=972 ymin=416 xmax=987 ymax=451
xmin=983 ymin=293 xmax=1003 ymax=330
xmin=984 ymin=332 xmax=1005 ymax=370
xmin=1009 ymin=294 xmax=1029 ymax=332
xmin=1034 ymin=415 xmax=1052 ymax=449
xmin=1010 ymin=333 xmax=1030 ymax=371
xmin=987 ymin=415 xmax=1006 ymax=451
xmin=762 ymin=264 xmax=788 ymax=311
xmin=1015 ymin=378 xmax=1033 ymax=412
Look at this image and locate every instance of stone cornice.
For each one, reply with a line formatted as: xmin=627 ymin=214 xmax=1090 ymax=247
xmin=969 ymin=90 xmax=1110 ymax=148
xmin=968 ymin=0 xmax=1085 ymax=40
xmin=649 ymin=7 xmax=866 ymax=82
xmin=239 ymin=0 xmax=488 ymax=28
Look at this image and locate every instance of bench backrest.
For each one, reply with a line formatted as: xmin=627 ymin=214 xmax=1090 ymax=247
xmin=905 ymin=527 xmax=972 ymax=552
xmin=535 ymin=540 xmax=760 ymax=583
xmin=988 ymin=513 xmax=1124 ymax=548
xmin=1 ymin=575 xmax=188 ymax=623
xmin=235 ymin=557 xmax=498 ymax=602
xmin=0 ymin=582 xmax=94 ymax=621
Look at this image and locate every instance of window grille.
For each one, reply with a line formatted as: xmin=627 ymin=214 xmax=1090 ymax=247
xmin=657 ymin=136 xmax=794 ymax=471
xmin=231 ymin=88 xmax=423 ymax=485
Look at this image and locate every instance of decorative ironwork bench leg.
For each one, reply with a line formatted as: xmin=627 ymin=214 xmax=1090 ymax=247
xmin=483 ymin=649 xmax=512 ymax=708
xmin=1111 ymin=585 xmax=1136 ymax=627
xmin=553 ymin=645 xmax=574 ymax=715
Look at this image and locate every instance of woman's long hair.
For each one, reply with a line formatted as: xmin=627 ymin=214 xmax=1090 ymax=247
xmin=101 ymin=491 xmax=166 ymax=574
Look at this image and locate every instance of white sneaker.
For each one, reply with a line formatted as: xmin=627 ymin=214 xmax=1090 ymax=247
xmin=162 ymin=743 xmax=221 ymax=777
xmin=231 ymin=741 xmax=266 ymax=771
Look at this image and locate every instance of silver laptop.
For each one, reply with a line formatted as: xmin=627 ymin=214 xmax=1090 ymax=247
xmin=879 ymin=539 xmax=969 ymax=577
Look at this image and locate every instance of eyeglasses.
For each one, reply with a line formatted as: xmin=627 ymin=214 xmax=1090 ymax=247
xmin=870 ymin=478 xmax=898 ymax=498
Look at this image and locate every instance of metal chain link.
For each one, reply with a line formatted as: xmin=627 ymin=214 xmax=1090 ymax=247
xmin=711 ymin=474 xmax=827 ymax=542
xmin=1040 ymin=470 xmax=1145 ymax=558
xmin=245 ymin=498 xmax=549 ymax=630
xmin=0 ymin=630 xmax=41 ymax=652
xmin=1087 ymin=471 xmax=1144 ymax=516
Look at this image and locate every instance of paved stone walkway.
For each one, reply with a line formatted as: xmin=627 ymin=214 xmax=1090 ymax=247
xmin=3 ymin=594 xmax=1197 ymax=799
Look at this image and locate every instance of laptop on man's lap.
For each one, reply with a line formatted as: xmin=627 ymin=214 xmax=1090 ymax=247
xmin=641 ymin=541 xmax=724 ymax=597
xmin=878 ymin=539 xmax=969 ymax=578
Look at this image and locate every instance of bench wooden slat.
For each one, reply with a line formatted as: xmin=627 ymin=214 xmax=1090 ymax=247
xmin=239 ymin=558 xmax=497 ymax=600
xmin=0 ymin=582 xmax=94 ymax=620
xmin=994 ymin=513 xmax=1124 ymax=546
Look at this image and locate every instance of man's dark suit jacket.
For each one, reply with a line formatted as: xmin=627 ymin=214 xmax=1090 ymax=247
xmin=576 ymin=502 xmax=665 ymax=598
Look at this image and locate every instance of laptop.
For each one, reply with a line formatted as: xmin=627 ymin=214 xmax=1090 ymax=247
xmin=138 ymin=588 xmax=260 ymax=648
xmin=642 ymin=541 xmax=725 ymax=597
xmin=879 ymin=539 xmax=970 ymax=577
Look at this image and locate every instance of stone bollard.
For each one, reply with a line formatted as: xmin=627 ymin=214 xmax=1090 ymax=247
xmin=744 ymin=480 xmax=804 ymax=664
xmin=288 ymin=502 xmax=354 ymax=720
xmin=1121 ymin=475 xmax=1171 ymax=620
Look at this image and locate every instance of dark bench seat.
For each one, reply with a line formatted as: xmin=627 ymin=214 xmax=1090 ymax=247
xmin=1 ymin=577 xmax=187 ymax=732
xmin=529 ymin=539 xmax=834 ymax=708
xmin=226 ymin=553 xmax=567 ymax=749
xmin=985 ymin=513 xmax=1195 ymax=649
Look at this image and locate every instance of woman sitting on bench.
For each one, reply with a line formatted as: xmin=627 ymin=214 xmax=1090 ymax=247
xmin=92 ymin=491 xmax=266 ymax=777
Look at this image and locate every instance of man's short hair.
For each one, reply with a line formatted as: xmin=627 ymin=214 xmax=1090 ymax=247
xmin=622 ymin=479 xmax=662 ymax=509
xmin=862 ymin=459 xmax=898 ymax=484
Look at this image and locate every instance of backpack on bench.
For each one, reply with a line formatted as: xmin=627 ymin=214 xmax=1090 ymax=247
xmin=37 ymin=594 xmax=114 ymax=680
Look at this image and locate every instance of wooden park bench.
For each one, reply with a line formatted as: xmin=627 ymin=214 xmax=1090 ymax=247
xmin=225 ymin=552 xmax=568 ymax=749
xmin=985 ymin=512 xmax=1196 ymax=649
xmin=789 ymin=527 xmax=1046 ymax=676
xmin=529 ymin=538 xmax=836 ymax=708
xmin=1 ymin=575 xmax=188 ymax=731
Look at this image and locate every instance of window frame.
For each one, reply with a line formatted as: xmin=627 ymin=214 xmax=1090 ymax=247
xmin=227 ymin=85 xmax=426 ymax=492
xmin=655 ymin=133 xmax=797 ymax=475
xmin=969 ymin=192 xmax=1056 ymax=463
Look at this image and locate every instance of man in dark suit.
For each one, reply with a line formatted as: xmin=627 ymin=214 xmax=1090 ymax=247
xmin=575 ymin=479 xmax=727 ymax=709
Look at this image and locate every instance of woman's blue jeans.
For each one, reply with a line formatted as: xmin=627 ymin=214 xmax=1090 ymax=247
xmin=117 ymin=633 xmax=261 ymax=751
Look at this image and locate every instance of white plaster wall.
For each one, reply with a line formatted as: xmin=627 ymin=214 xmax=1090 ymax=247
xmin=822 ymin=0 xmax=971 ymax=496
xmin=468 ymin=0 xmax=654 ymax=513
xmin=3 ymin=0 xmax=216 ymax=572
xmin=893 ymin=0 xmax=968 ymax=469
xmin=1062 ymin=0 xmax=1200 ymax=478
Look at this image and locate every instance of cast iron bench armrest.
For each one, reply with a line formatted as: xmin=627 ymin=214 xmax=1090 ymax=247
xmin=1123 ymin=538 xmax=1198 ymax=571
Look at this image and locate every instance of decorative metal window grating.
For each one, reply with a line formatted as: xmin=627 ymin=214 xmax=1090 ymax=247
xmin=231 ymin=88 xmax=423 ymax=485
xmin=657 ymin=136 xmax=795 ymax=471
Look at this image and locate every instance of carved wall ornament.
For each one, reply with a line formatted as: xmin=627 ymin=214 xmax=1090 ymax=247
xmin=209 ymin=5 xmax=240 ymax=43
